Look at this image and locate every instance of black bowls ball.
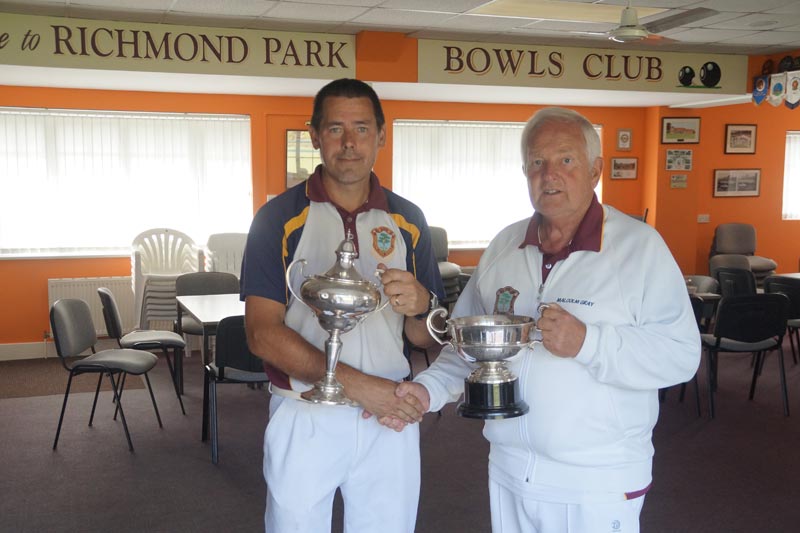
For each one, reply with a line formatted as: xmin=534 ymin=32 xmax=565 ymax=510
xmin=700 ymin=62 xmax=721 ymax=87
xmin=678 ymin=66 xmax=695 ymax=86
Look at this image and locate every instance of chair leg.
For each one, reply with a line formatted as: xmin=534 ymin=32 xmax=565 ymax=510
xmin=706 ymin=350 xmax=716 ymax=419
xmin=748 ymin=352 xmax=763 ymax=400
xmin=202 ymin=365 xmax=210 ymax=442
xmin=143 ymin=373 xmax=163 ymax=428
xmin=88 ymin=373 xmax=103 ymax=426
xmin=107 ymin=372 xmax=134 ymax=451
xmin=778 ymin=347 xmax=790 ymax=417
xmin=789 ymin=327 xmax=798 ymax=365
xmin=163 ymin=348 xmax=186 ymax=415
xmin=54 ymin=371 xmax=76 ymax=450
xmin=692 ymin=374 xmax=701 ymax=417
xmin=678 ymin=383 xmax=687 ymax=402
xmin=210 ymin=378 xmax=219 ymax=464
xmin=113 ymin=372 xmax=128 ymax=421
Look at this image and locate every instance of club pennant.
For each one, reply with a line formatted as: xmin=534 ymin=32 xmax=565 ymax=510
xmin=768 ymin=72 xmax=787 ymax=107
xmin=751 ymin=75 xmax=768 ymax=105
xmin=785 ymin=71 xmax=800 ymax=110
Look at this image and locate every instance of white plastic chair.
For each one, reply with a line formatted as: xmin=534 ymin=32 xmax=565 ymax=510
xmin=131 ymin=228 xmax=200 ymax=329
xmin=204 ymin=233 xmax=248 ymax=278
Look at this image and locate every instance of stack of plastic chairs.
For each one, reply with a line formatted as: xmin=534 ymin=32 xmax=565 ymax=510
xmin=204 ymin=232 xmax=248 ymax=278
xmin=132 ymin=228 xmax=200 ymax=329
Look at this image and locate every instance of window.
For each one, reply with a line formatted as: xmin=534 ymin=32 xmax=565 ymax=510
xmin=392 ymin=120 xmax=602 ymax=248
xmin=0 ymin=108 xmax=252 ymax=257
xmin=783 ymin=131 xmax=800 ymax=220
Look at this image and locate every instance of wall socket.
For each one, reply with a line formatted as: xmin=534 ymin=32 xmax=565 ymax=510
xmin=697 ymin=214 xmax=710 ymax=223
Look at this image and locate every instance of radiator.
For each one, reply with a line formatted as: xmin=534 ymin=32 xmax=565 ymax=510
xmin=48 ymin=277 xmax=135 ymax=337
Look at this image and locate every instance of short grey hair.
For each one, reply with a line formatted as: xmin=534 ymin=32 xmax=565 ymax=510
xmin=520 ymin=107 xmax=601 ymax=166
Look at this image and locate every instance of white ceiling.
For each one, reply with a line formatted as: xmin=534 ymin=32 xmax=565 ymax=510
xmin=2 ymin=0 xmax=799 ymax=108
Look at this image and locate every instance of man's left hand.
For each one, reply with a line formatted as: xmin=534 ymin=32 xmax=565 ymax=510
xmin=536 ymin=302 xmax=586 ymax=358
xmin=378 ymin=262 xmax=429 ymax=317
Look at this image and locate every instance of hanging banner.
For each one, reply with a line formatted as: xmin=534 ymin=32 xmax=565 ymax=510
xmin=768 ymin=73 xmax=787 ymax=107
xmin=751 ymin=75 xmax=768 ymax=105
xmin=418 ymin=39 xmax=748 ymax=95
xmin=0 ymin=13 xmax=355 ymax=79
xmin=785 ymin=71 xmax=800 ymax=110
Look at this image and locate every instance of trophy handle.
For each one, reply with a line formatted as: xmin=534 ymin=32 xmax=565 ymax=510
xmin=372 ymin=268 xmax=392 ymax=313
xmin=286 ymin=259 xmax=310 ymax=309
xmin=528 ymin=303 xmax=549 ymax=347
xmin=426 ymin=307 xmax=450 ymax=346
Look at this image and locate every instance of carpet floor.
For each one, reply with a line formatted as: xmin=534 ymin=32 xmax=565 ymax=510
xmin=0 ymin=356 xmax=145 ymax=399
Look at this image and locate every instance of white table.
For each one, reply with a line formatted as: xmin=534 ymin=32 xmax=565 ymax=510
xmin=176 ymin=293 xmax=245 ymax=392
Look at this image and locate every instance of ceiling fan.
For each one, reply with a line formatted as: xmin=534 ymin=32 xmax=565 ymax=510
xmin=606 ymin=2 xmax=718 ymax=44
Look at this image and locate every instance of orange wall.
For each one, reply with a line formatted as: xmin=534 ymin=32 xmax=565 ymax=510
xmin=3 ymin=76 xmax=800 ymax=345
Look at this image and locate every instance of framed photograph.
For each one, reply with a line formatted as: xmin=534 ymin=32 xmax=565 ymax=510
xmin=610 ymin=157 xmax=638 ymax=179
xmin=616 ymin=129 xmax=632 ymax=151
xmin=286 ymin=129 xmax=321 ymax=189
xmin=670 ymin=174 xmax=688 ymax=189
xmin=666 ymin=149 xmax=693 ymax=171
xmin=713 ymin=169 xmax=761 ymax=197
xmin=661 ymin=117 xmax=700 ymax=144
xmin=725 ymin=124 xmax=757 ymax=154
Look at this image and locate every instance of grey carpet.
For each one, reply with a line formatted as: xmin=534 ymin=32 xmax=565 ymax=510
xmin=2 ymin=344 xmax=800 ymax=532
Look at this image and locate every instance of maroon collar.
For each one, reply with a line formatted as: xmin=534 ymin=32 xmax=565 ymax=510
xmin=306 ymin=164 xmax=389 ymax=214
xmin=520 ymin=194 xmax=604 ymax=255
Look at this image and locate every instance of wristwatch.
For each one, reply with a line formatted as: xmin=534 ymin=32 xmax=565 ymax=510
xmin=415 ymin=290 xmax=439 ymax=320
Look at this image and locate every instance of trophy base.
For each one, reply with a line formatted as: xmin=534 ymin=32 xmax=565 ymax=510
xmin=457 ymin=378 xmax=529 ymax=420
xmin=301 ymin=379 xmax=357 ymax=407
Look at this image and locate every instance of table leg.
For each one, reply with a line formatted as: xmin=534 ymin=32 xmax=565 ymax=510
xmin=202 ymin=329 xmax=210 ymax=442
xmin=176 ymin=305 xmax=184 ymax=395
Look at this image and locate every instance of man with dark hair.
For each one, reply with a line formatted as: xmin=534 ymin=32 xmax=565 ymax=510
xmin=241 ymin=78 xmax=443 ymax=532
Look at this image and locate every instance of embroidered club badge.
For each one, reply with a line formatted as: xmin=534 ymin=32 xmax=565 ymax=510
xmin=371 ymin=227 xmax=395 ymax=258
xmin=494 ymin=286 xmax=520 ymax=315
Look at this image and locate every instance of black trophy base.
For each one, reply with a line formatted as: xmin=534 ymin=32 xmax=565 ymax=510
xmin=457 ymin=378 xmax=529 ymax=420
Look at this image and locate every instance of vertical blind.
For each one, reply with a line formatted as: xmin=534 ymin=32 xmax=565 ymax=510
xmin=0 ymin=108 xmax=252 ymax=257
xmin=393 ymin=120 xmax=531 ymax=248
xmin=392 ymin=120 xmax=602 ymax=248
xmin=783 ymin=131 xmax=800 ymax=220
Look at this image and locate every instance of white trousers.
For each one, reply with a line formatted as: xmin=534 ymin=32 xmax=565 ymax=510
xmin=263 ymin=395 xmax=420 ymax=533
xmin=489 ymin=479 xmax=645 ymax=533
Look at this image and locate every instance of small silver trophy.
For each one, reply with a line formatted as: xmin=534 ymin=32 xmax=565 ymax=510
xmin=286 ymin=231 xmax=389 ymax=405
xmin=427 ymin=309 xmax=534 ymax=419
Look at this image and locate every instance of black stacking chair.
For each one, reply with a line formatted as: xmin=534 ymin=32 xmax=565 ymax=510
xmin=204 ymin=315 xmax=268 ymax=464
xmin=763 ymin=275 xmax=800 ymax=365
xmin=659 ymin=295 xmax=703 ymax=417
xmin=700 ymin=293 xmax=789 ymax=419
xmin=98 ymin=287 xmax=186 ymax=415
xmin=50 ymin=298 xmax=161 ymax=451
xmin=715 ymin=267 xmax=757 ymax=298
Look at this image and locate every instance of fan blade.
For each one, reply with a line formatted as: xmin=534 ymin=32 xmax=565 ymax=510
xmin=642 ymin=33 xmax=678 ymax=44
xmin=643 ymin=7 xmax=717 ymax=34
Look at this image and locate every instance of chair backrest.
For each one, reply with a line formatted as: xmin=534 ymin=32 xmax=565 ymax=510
xmin=712 ymin=223 xmax=756 ymax=256
xmin=713 ymin=293 xmax=788 ymax=343
xmin=716 ymin=267 xmax=757 ymax=298
xmin=764 ymin=275 xmax=800 ymax=319
xmin=50 ymin=299 xmax=97 ymax=358
xmin=97 ymin=287 xmax=124 ymax=341
xmin=709 ymin=253 xmax=751 ymax=279
xmin=205 ymin=232 xmax=248 ymax=277
xmin=429 ymin=226 xmax=449 ymax=263
xmin=214 ymin=315 xmax=266 ymax=376
xmin=176 ymin=271 xmax=240 ymax=297
xmin=132 ymin=228 xmax=199 ymax=275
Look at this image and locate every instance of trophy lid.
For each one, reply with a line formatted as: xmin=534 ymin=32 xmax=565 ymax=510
xmin=319 ymin=230 xmax=366 ymax=283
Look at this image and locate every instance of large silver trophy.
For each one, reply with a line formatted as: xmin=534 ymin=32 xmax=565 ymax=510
xmin=286 ymin=231 xmax=389 ymax=406
xmin=427 ymin=309 xmax=535 ymax=419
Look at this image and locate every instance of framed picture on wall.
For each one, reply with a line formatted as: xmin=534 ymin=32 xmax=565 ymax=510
xmin=713 ymin=169 xmax=760 ymax=197
xmin=724 ymin=124 xmax=757 ymax=154
xmin=610 ymin=157 xmax=638 ymax=179
xmin=616 ymin=129 xmax=632 ymax=151
xmin=661 ymin=117 xmax=700 ymax=144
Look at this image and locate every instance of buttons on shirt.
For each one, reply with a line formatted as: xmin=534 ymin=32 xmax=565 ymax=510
xmin=545 ymin=263 xmax=552 ymax=269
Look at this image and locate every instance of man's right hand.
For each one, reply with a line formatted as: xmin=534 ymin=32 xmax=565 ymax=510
xmin=376 ymin=382 xmax=431 ymax=432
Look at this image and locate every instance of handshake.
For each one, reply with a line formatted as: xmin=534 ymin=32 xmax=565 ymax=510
xmin=359 ymin=379 xmax=432 ymax=432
